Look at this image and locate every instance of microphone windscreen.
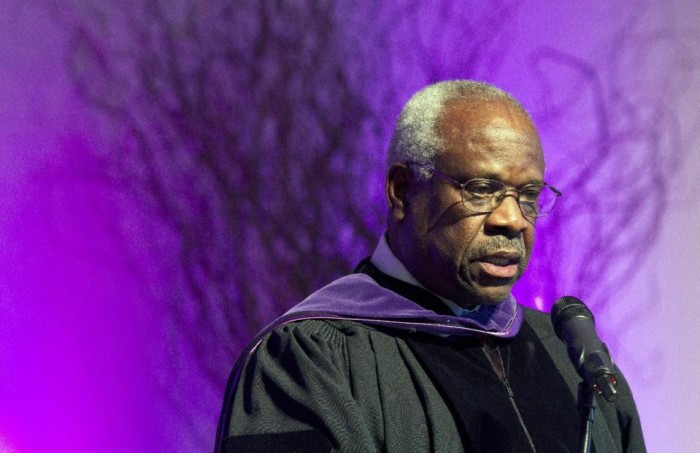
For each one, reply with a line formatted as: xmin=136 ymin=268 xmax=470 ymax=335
xmin=551 ymin=296 xmax=595 ymax=340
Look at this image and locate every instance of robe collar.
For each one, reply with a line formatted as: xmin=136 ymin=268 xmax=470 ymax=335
xmin=280 ymin=270 xmax=523 ymax=339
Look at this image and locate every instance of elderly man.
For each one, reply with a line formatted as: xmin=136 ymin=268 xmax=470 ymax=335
xmin=216 ymin=81 xmax=645 ymax=452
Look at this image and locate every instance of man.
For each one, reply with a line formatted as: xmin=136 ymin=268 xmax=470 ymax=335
xmin=216 ymin=81 xmax=645 ymax=452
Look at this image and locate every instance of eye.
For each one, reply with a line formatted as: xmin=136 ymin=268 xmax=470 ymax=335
xmin=519 ymin=187 xmax=542 ymax=203
xmin=465 ymin=181 xmax=498 ymax=197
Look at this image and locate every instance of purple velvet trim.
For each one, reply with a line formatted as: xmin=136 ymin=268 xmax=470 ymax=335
xmin=281 ymin=273 xmax=523 ymax=338
xmin=226 ymin=274 xmax=524 ymax=409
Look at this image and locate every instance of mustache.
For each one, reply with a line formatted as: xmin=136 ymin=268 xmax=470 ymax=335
xmin=470 ymin=236 xmax=526 ymax=258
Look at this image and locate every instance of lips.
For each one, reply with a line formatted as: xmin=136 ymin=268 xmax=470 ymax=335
xmin=476 ymin=251 xmax=521 ymax=279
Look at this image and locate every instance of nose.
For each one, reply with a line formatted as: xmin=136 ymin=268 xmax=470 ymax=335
xmin=484 ymin=194 xmax=531 ymax=235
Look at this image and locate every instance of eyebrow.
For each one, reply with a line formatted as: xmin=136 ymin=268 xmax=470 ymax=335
xmin=461 ymin=172 xmax=544 ymax=186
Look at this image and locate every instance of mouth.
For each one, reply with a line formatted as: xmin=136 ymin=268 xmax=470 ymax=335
xmin=475 ymin=251 xmax=521 ymax=279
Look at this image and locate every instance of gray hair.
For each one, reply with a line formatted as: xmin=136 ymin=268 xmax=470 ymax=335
xmin=387 ymin=80 xmax=529 ymax=179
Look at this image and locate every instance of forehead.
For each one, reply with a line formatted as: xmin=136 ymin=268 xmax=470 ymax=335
xmin=435 ymin=98 xmax=545 ymax=181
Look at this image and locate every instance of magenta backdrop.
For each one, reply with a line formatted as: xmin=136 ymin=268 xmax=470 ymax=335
xmin=1 ymin=1 xmax=699 ymax=451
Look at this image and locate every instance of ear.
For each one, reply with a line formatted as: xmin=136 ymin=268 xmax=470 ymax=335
xmin=386 ymin=163 xmax=411 ymax=221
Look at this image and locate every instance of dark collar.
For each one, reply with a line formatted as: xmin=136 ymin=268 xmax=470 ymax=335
xmin=354 ymin=257 xmax=454 ymax=316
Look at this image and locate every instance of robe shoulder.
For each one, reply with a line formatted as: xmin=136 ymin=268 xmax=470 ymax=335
xmin=222 ymin=318 xmax=463 ymax=452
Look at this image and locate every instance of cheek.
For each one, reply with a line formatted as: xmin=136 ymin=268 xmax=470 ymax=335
xmin=523 ymin=228 xmax=536 ymax=259
xmin=438 ymin=219 xmax=483 ymax=262
xmin=412 ymin=188 xmax=483 ymax=265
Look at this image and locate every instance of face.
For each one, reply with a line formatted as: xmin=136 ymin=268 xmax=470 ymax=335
xmin=388 ymin=98 xmax=545 ymax=307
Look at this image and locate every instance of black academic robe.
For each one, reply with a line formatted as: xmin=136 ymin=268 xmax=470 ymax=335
xmin=217 ymin=263 xmax=645 ymax=452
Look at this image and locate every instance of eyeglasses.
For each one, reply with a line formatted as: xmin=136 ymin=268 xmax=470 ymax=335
xmin=408 ymin=163 xmax=562 ymax=218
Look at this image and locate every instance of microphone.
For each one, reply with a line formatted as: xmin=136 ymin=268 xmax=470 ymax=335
xmin=551 ymin=296 xmax=618 ymax=402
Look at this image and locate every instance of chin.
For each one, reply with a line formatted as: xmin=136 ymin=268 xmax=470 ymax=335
xmin=457 ymin=273 xmax=515 ymax=306
xmin=476 ymin=292 xmax=511 ymax=305
xmin=455 ymin=284 xmax=512 ymax=307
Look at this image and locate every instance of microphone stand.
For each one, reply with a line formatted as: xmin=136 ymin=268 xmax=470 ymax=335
xmin=577 ymin=382 xmax=596 ymax=453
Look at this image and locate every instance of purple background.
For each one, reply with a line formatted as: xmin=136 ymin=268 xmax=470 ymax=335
xmin=2 ymin=1 xmax=699 ymax=451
